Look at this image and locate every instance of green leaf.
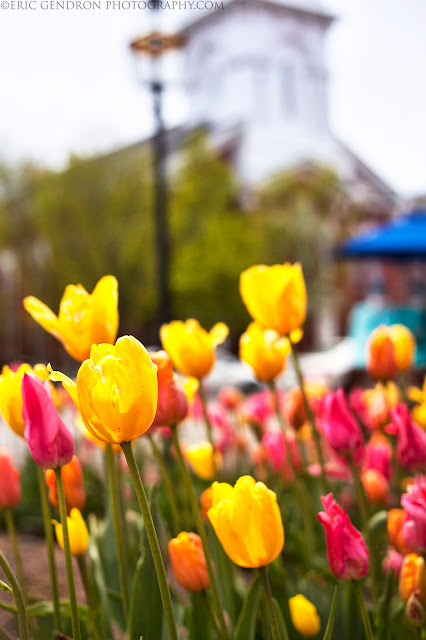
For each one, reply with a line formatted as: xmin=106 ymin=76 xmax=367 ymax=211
xmin=233 ymin=576 xmax=262 ymax=640
xmin=127 ymin=491 xmax=164 ymax=640
xmin=273 ymin=598 xmax=290 ymax=640
xmin=322 ymin=585 xmax=338 ymax=640
xmin=0 ymin=581 xmax=11 ymax=594
xmin=207 ymin=525 xmax=242 ymax=626
xmin=87 ymin=535 xmax=114 ymax=640
xmin=368 ymin=510 xmax=388 ymax=536
xmin=188 ymin=592 xmax=212 ymax=640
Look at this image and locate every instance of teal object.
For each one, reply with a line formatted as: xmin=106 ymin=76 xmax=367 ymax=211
xmin=348 ymin=301 xmax=426 ymax=368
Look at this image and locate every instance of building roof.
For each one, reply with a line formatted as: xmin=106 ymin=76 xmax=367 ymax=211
xmin=178 ymin=0 xmax=335 ymax=37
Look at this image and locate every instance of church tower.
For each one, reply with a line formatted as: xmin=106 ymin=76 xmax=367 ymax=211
xmin=178 ymin=0 xmax=394 ymax=203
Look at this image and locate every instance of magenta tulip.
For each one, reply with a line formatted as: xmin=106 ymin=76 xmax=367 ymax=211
xmin=401 ymin=475 xmax=426 ymax=552
xmin=22 ymin=373 xmax=74 ymax=469
xmin=388 ymin=404 xmax=426 ymax=470
xmin=319 ymin=388 xmax=363 ymax=457
xmin=318 ymin=493 xmax=369 ymax=580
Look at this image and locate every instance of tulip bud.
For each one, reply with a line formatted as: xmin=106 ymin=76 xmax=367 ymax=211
xmin=150 ymin=351 xmax=188 ymax=427
xmin=184 ymin=442 xmax=222 ymax=480
xmin=399 ymin=554 xmax=426 ymax=607
xmin=361 ymin=468 xmax=389 ymax=504
xmin=367 ymin=324 xmax=416 ymax=380
xmin=0 ymin=363 xmax=51 ymax=438
xmin=0 ymin=448 xmax=21 ymax=509
xmin=239 ymin=263 xmax=307 ymax=337
xmin=388 ymin=406 xmax=426 ymax=471
xmin=406 ymin=593 xmax=425 ymax=627
xmin=208 ymin=475 xmax=284 ymax=568
xmin=45 ymin=455 xmax=86 ymax=513
xmin=239 ymin=322 xmax=289 ymax=382
xmin=22 ymin=373 xmax=74 ymax=470
xmin=288 ymin=594 xmax=321 ymax=637
xmin=387 ymin=508 xmax=413 ymax=555
xmin=318 ymin=389 xmax=363 ymax=457
xmin=168 ymin=532 xmax=210 ymax=593
xmin=160 ymin=319 xmax=229 ymax=379
xmin=283 ymin=387 xmax=306 ymax=430
xmin=53 ymin=508 xmax=89 ymax=556
xmin=318 ymin=493 xmax=369 ymax=580
xmin=401 ymin=475 xmax=426 ymax=552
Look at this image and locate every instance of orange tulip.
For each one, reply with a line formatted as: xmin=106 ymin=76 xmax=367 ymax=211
xmin=399 ymin=554 xmax=426 ymax=607
xmin=361 ymin=468 xmax=389 ymax=504
xmin=367 ymin=325 xmax=416 ymax=380
xmin=388 ymin=508 xmax=413 ymax=555
xmin=168 ymin=532 xmax=210 ymax=593
xmin=45 ymin=455 xmax=85 ymax=513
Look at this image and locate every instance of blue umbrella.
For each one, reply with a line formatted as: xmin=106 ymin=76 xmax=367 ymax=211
xmin=339 ymin=209 xmax=426 ymax=260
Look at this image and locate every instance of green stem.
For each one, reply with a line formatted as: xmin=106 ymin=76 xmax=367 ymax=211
xmin=353 ymin=580 xmax=374 ymax=640
xmin=269 ymin=380 xmax=315 ymax=559
xmin=198 ymin=383 xmax=217 ymax=476
xmin=0 ymin=550 xmax=28 ymax=640
xmin=258 ymin=567 xmax=283 ymax=640
xmin=202 ymin=590 xmax=223 ymax=639
xmin=349 ymin=460 xmax=379 ymax=610
xmin=148 ymin=434 xmax=181 ymax=536
xmin=121 ymin=441 xmax=178 ymax=640
xmin=4 ymin=509 xmax=28 ymax=604
xmin=37 ymin=467 xmax=61 ymax=632
xmin=55 ymin=468 xmax=81 ymax=640
xmin=171 ymin=425 xmax=229 ymax=640
xmin=77 ymin=554 xmax=102 ymax=640
xmin=288 ymin=337 xmax=328 ymax=494
xmin=106 ymin=443 xmax=129 ymax=617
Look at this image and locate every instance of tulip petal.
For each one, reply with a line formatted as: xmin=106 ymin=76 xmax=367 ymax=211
xmin=91 ymin=276 xmax=119 ymax=345
xmin=23 ymin=296 xmax=62 ymax=340
xmin=209 ymin=323 xmax=229 ymax=347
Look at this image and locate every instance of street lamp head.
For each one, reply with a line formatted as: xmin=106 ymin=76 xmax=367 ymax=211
xmin=130 ymin=31 xmax=185 ymax=58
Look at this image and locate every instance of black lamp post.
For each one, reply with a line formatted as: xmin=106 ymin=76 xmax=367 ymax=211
xmin=130 ymin=29 xmax=184 ymax=328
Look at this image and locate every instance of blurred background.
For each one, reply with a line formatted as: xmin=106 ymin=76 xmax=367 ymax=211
xmin=0 ymin=0 xmax=425 ymax=375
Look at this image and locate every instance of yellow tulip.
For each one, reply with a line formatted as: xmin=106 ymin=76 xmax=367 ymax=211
xmin=289 ymin=594 xmax=321 ymax=637
xmin=367 ymin=324 xmax=416 ymax=379
xmin=239 ymin=263 xmax=307 ymax=337
xmin=49 ymin=336 xmax=158 ymax=444
xmin=160 ymin=319 xmax=229 ymax=379
xmin=184 ymin=442 xmax=222 ymax=480
xmin=239 ymin=322 xmax=290 ymax=382
xmin=24 ymin=275 xmax=119 ymax=362
xmin=208 ymin=475 xmax=284 ymax=568
xmin=53 ymin=508 xmax=89 ymax=557
xmin=0 ymin=363 xmax=50 ymax=438
xmin=408 ymin=375 xmax=426 ymax=428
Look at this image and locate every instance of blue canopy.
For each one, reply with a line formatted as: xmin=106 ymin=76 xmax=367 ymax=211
xmin=339 ymin=210 xmax=426 ymax=260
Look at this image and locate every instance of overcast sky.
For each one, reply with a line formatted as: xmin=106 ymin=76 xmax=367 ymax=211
xmin=1 ymin=0 xmax=426 ymax=196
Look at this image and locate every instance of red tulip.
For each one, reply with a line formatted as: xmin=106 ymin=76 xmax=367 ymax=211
xmin=150 ymin=351 xmax=188 ymax=427
xmin=22 ymin=373 xmax=74 ymax=469
xmin=0 ymin=448 xmax=21 ymax=509
xmin=318 ymin=493 xmax=369 ymax=580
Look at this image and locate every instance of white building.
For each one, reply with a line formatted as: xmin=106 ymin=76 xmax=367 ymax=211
xmin=177 ymin=0 xmax=395 ymax=206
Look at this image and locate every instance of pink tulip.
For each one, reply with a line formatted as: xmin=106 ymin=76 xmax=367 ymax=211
xmin=0 ymin=448 xmax=21 ymax=509
xmin=318 ymin=493 xmax=369 ymax=580
xmin=387 ymin=404 xmax=426 ymax=470
xmin=318 ymin=389 xmax=363 ymax=457
xmin=22 ymin=373 xmax=74 ymax=469
xmin=382 ymin=547 xmax=403 ymax=577
xmin=401 ymin=475 xmax=426 ymax=552
xmin=262 ymin=430 xmax=301 ymax=480
xmin=363 ymin=437 xmax=392 ymax=480
xmin=239 ymin=390 xmax=274 ymax=429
